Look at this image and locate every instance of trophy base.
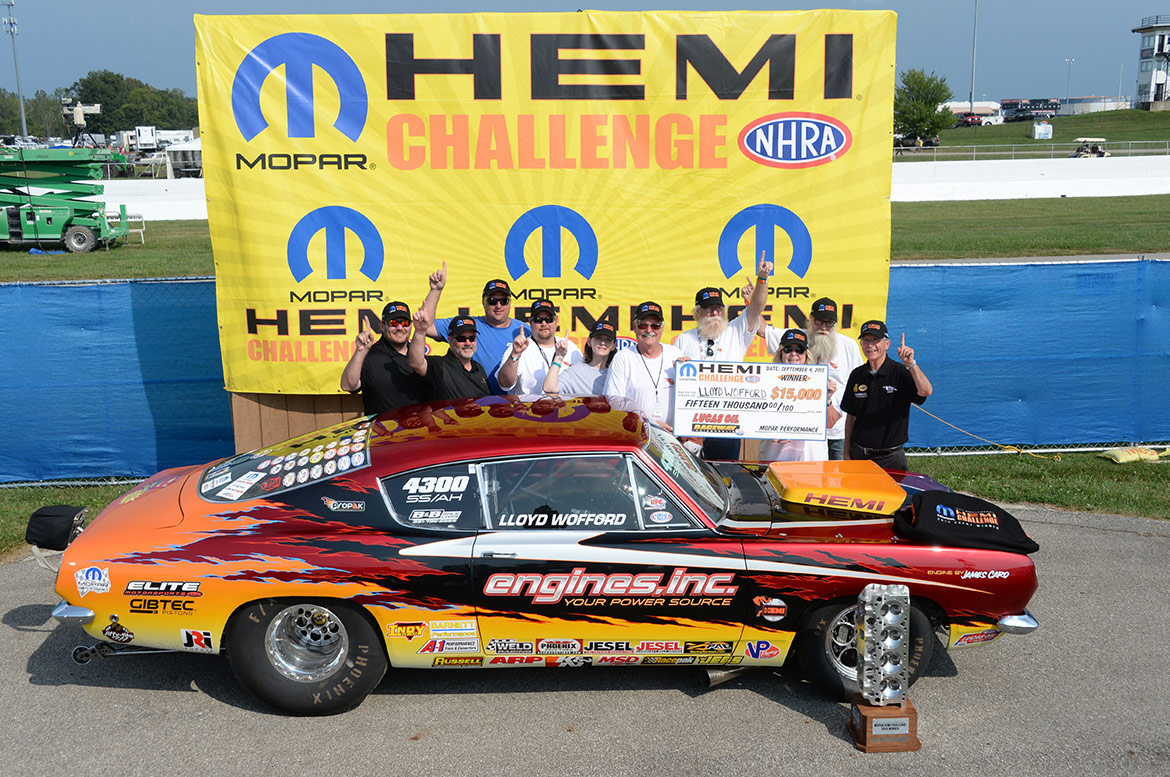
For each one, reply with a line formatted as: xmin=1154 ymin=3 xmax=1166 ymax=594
xmin=847 ymin=694 xmax=921 ymax=752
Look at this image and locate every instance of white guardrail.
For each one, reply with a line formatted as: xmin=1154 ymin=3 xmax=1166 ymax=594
xmin=86 ymin=155 xmax=1170 ymax=219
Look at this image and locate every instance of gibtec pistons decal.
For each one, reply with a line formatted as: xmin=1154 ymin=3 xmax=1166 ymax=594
xmin=483 ymin=567 xmax=737 ymax=606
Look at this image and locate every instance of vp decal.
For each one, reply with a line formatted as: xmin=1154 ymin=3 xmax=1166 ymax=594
xmin=287 ymin=206 xmax=384 ymax=282
xmin=738 ymin=112 xmax=852 ymax=169
xmin=232 ymin=32 xmax=367 ymax=142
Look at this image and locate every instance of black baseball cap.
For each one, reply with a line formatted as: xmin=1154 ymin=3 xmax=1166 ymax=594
xmin=450 ymin=316 xmax=478 ymax=336
xmin=695 ymin=288 xmax=724 ymax=308
xmin=633 ymin=301 xmax=664 ymax=321
xmin=589 ymin=321 xmax=617 ymax=340
xmin=810 ymin=297 xmax=838 ymax=322
xmin=858 ymin=320 xmax=889 ymax=339
xmin=530 ymin=299 xmax=556 ymax=317
xmin=482 ymin=280 xmax=511 ymax=298
xmin=779 ymin=329 xmax=809 ymax=351
xmin=381 ymin=301 xmax=410 ymax=322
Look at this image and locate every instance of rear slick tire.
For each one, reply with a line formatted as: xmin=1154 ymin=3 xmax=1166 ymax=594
xmin=226 ymin=598 xmax=387 ymax=716
xmin=795 ymin=601 xmax=933 ymax=702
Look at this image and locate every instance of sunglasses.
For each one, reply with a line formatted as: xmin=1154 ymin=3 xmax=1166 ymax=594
xmin=486 ymin=297 xmax=510 ymax=307
xmin=635 ymin=321 xmax=663 ymax=331
xmin=383 ymin=319 xmax=410 ymax=328
xmin=705 ymin=339 xmax=715 ymax=357
xmin=454 ymin=334 xmax=477 ymax=343
xmin=532 ymin=316 xmax=554 ymax=324
xmin=782 ymin=346 xmax=806 ymax=354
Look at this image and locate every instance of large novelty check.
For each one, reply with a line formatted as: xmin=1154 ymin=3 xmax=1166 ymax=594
xmin=673 ymin=361 xmax=828 ymax=440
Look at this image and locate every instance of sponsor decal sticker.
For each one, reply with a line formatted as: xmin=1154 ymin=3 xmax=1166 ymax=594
xmin=321 ymin=496 xmax=365 ymax=512
xmin=433 ymin=656 xmax=482 ymax=667
xmin=351 ymin=451 xmax=366 ymax=466
xmin=648 ymin=511 xmax=673 ymax=524
xmin=486 ymin=639 xmax=534 ymax=654
xmin=636 ymin=640 xmax=683 ymax=653
xmin=684 ymin=641 xmax=733 ymax=654
xmin=130 ymin=598 xmax=195 ymax=615
xmin=954 ymin=629 xmax=1002 ymax=646
xmin=124 ymin=581 xmax=202 ymax=597
xmin=484 ymin=567 xmax=737 ymax=605
xmin=643 ymin=496 xmax=667 ymax=509
xmin=488 ymin=655 xmax=543 ymax=665
xmin=430 ymin=620 xmax=476 ymax=637
xmin=596 ymin=655 xmax=640 ymax=665
xmin=201 ymin=472 xmax=232 ymax=493
xmin=75 ymin=566 xmax=110 ymax=597
xmin=584 ymin=640 xmax=633 ymax=652
xmin=641 ymin=656 xmax=696 ymax=665
xmin=102 ymin=622 xmax=134 ymax=643
xmin=181 ymin=629 xmax=216 ymax=653
xmin=744 ymin=640 xmax=782 ymax=659
xmin=753 ymin=596 xmax=788 ymax=622
xmin=386 ymin=622 xmax=427 ymax=640
xmin=536 ymin=638 xmax=582 ymax=655
xmin=547 ymin=655 xmax=592 ymax=668
xmin=417 ymin=638 xmax=480 ymax=654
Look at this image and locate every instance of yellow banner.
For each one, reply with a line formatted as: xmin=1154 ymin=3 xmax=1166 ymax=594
xmin=195 ymin=11 xmax=896 ymax=394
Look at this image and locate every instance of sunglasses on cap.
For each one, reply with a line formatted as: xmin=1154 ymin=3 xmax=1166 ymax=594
xmin=635 ymin=321 xmax=663 ymax=330
xmin=486 ymin=297 xmax=510 ymax=307
xmin=454 ymin=334 xmax=477 ymax=343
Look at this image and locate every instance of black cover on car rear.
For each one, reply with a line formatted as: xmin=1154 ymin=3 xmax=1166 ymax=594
xmin=893 ymin=491 xmax=1039 ymax=555
xmin=25 ymin=505 xmax=85 ymax=551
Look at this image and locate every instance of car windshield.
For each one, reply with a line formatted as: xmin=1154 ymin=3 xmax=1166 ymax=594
xmin=643 ymin=425 xmax=728 ymax=518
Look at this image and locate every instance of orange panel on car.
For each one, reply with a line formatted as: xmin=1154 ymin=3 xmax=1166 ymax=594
xmin=766 ymin=460 xmax=905 ymax=516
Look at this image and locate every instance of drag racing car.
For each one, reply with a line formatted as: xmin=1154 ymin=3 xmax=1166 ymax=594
xmin=27 ymin=396 xmax=1039 ymax=715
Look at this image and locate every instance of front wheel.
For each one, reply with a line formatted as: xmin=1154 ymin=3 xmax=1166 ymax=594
xmin=795 ymin=601 xmax=934 ymax=702
xmin=64 ymin=225 xmax=96 ymax=253
xmin=226 ymin=599 xmax=387 ymax=715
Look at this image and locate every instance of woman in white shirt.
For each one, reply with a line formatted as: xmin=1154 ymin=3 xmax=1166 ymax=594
xmin=759 ymin=329 xmax=840 ymax=462
xmin=542 ymin=321 xmax=617 ymax=397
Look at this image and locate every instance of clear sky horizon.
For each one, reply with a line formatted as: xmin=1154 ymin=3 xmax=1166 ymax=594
xmin=2 ymin=2 xmax=1159 ymax=105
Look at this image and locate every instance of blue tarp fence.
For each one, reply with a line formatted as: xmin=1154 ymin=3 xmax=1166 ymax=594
xmin=2 ymin=259 xmax=1167 ymax=482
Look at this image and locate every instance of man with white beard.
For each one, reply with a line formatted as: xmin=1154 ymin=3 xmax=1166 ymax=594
xmin=672 ymin=259 xmax=773 ymax=460
xmin=759 ymin=297 xmax=863 ymax=459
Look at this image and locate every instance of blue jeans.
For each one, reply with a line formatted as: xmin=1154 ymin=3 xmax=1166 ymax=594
xmin=827 ymin=438 xmax=845 ymax=460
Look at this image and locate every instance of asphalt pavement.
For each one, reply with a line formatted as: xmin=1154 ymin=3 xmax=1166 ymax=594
xmin=2 ymin=504 xmax=1166 ymax=777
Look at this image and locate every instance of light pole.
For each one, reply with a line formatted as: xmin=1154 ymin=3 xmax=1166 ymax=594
xmin=1 ymin=0 xmax=26 ymax=138
xmin=1064 ymin=57 xmax=1076 ymax=115
xmin=969 ymin=0 xmax=979 ymax=114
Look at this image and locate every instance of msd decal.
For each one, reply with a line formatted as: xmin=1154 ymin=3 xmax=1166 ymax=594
xmin=738 ymin=113 xmax=852 ymax=168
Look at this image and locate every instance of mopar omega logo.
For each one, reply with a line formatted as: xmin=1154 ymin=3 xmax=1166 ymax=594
xmin=287 ymin=207 xmax=384 ymax=282
xmin=504 ymin=205 xmax=598 ymax=281
xmin=232 ymin=32 xmax=367 ymax=141
xmin=738 ymin=113 xmax=852 ymax=169
xmin=678 ymin=363 xmax=698 ymax=378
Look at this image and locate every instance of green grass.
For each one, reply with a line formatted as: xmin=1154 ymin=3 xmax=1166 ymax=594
xmin=0 ymin=219 xmax=213 ymax=282
xmin=0 ymin=483 xmax=134 ymax=557
xmin=892 ymin=194 xmax=1170 ymax=260
xmin=939 ymin=108 xmax=1170 ymax=146
xmin=911 ymin=452 xmax=1170 ymax=519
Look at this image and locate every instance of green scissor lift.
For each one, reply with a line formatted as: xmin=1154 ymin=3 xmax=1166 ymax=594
xmin=0 ymin=147 xmax=130 ymax=252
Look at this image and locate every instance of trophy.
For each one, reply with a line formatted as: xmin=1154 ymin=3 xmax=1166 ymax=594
xmin=847 ymin=584 xmax=922 ymax=752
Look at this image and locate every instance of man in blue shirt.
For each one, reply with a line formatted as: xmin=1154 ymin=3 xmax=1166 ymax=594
xmin=429 ymin=279 xmax=531 ymax=393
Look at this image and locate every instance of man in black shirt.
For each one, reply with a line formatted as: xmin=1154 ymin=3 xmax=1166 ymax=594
xmin=340 ymin=264 xmax=446 ymax=414
xmin=841 ymin=320 xmax=933 ymax=470
xmin=409 ymin=307 xmax=490 ymax=401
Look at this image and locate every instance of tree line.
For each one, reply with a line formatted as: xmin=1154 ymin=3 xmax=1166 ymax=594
xmin=0 ymin=70 xmax=198 ymax=138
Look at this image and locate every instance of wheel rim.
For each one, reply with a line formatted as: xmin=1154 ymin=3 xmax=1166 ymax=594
xmin=264 ymin=604 xmax=349 ymax=683
xmin=824 ymin=605 xmax=859 ymax=681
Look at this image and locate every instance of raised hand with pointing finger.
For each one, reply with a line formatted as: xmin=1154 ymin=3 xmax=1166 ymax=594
xmin=897 ymin=332 xmax=916 ymax=368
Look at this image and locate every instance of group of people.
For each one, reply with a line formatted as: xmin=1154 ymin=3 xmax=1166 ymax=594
xmin=340 ymin=261 xmax=931 ymax=469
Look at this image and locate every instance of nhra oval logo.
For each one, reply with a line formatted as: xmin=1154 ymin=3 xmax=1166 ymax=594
xmin=738 ymin=113 xmax=852 ymax=169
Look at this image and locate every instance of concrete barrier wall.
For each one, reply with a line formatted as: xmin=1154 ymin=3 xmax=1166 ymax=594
xmin=88 ymin=157 xmax=1170 ymax=221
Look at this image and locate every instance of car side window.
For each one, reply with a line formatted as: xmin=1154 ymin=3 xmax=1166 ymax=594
xmin=480 ymin=455 xmax=638 ymax=531
xmin=381 ymin=463 xmax=483 ymax=531
xmin=630 ymin=464 xmax=699 ymax=530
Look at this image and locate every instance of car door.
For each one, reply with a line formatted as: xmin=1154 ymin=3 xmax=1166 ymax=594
xmin=470 ymin=453 xmax=746 ymax=668
xmin=378 ymin=462 xmax=485 ymax=668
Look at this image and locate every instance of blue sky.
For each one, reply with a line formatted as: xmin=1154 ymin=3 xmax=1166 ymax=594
xmin=4 ymin=2 xmax=1156 ymax=102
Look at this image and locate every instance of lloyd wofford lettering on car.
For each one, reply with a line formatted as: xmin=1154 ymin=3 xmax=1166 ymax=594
xmin=496 ymin=512 xmax=628 ymax=528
